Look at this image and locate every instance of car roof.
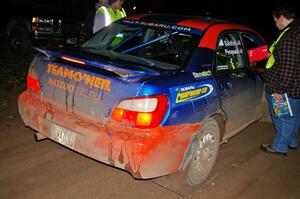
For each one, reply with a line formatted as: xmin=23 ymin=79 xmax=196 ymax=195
xmin=124 ymin=13 xmax=258 ymax=49
xmin=125 ymin=13 xmax=247 ymax=31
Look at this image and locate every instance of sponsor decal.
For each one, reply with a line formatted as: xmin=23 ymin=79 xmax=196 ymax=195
xmin=224 ymin=40 xmax=241 ymax=46
xmin=224 ymin=48 xmax=243 ymax=55
xmin=217 ymin=65 xmax=229 ymax=70
xmin=218 ymin=40 xmax=241 ymax=47
xmin=122 ymin=20 xmax=192 ymax=32
xmin=47 ymin=63 xmax=111 ymax=92
xmin=192 ymin=70 xmax=212 ymax=78
xmin=48 ymin=78 xmax=75 ymax=92
xmin=48 ymin=77 xmax=106 ymax=100
xmin=175 ymin=84 xmax=213 ymax=103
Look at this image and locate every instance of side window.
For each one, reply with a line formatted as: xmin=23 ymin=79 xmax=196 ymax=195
xmin=215 ymin=32 xmax=246 ymax=71
xmin=241 ymin=32 xmax=268 ymax=67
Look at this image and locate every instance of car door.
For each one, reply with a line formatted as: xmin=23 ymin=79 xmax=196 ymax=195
xmin=213 ymin=31 xmax=266 ymax=139
xmin=241 ymin=31 xmax=269 ymax=115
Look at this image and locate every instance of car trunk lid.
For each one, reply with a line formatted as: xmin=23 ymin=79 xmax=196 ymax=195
xmin=34 ymin=48 xmax=161 ymax=124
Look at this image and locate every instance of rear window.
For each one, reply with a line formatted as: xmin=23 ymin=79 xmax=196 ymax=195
xmin=81 ymin=22 xmax=201 ymax=70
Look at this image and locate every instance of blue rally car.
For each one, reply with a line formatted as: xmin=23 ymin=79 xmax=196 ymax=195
xmin=18 ymin=14 xmax=269 ymax=186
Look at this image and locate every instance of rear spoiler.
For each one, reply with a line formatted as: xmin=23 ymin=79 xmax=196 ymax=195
xmin=34 ymin=48 xmax=160 ymax=78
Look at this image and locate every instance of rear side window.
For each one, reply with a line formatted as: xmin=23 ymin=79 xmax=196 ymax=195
xmin=110 ymin=28 xmax=198 ymax=66
xmin=215 ymin=32 xmax=247 ymax=71
xmin=82 ymin=23 xmax=200 ymax=70
xmin=241 ymin=32 xmax=268 ymax=67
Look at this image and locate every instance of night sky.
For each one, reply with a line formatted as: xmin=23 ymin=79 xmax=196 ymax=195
xmin=1 ymin=0 xmax=298 ymax=44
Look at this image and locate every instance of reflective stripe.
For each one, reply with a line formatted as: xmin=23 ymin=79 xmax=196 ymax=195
xmin=266 ymin=27 xmax=290 ymax=69
xmin=121 ymin=8 xmax=126 ymax=17
xmin=101 ymin=6 xmax=111 ymax=26
xmin=96 ymin=6 xmax=126 ymax=27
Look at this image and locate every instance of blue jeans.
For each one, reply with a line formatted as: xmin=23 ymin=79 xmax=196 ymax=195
xmin=266 ymin=95 xmax=300 ymax=153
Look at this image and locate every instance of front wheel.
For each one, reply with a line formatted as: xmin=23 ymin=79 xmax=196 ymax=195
xmin=9 ymin=29 xmax=32 ymax=55
xmin=186 ymin=118 xmax=220 ymax=186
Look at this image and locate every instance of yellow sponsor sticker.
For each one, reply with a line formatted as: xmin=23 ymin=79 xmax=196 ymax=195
xmin=176 ymin=84 xmax=213 ymax=103
xmin=47 ymin=63 xmax=111 ymax=92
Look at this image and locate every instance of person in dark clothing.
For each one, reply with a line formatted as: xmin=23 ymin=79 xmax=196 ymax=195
xmin=260 ymin=5 xmax=300 ymax=155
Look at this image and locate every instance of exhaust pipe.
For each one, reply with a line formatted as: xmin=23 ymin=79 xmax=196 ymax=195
xmin=34 ymin=133 xmax=47 ymax=142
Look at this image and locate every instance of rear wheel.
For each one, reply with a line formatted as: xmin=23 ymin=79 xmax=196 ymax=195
xmin=186 ymin=118 xmax=220 ymax=186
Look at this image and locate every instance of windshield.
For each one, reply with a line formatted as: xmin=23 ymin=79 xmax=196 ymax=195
xmin=81 ymin=22 xmax=201 ymax=70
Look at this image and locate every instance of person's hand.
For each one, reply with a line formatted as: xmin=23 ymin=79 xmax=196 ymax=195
xmin=273 ymin=93 xmax=283 ymax=101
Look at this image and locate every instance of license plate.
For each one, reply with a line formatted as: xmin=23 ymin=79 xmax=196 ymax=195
xmin=51 ymin=124 xmax=76 ymax=149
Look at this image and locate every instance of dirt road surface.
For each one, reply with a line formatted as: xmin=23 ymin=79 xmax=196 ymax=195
xmin=0 ymin=36 xmax=299 ymax=199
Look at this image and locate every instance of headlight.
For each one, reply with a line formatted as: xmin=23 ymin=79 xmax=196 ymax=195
xmin=32 ymin=17 xmax=54 ymax=25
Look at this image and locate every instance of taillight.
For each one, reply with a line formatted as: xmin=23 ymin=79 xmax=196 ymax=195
xmin=27 ymin=73 xmax=40 ymax=94
xmin=111 ymin=94 xmax=169 ymax=128
xmin=31 ymin=25 xmax=37 ymax=31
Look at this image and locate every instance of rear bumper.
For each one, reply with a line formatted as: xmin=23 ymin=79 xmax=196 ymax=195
xmin=18 ymin=90 xmax=201 ymax=179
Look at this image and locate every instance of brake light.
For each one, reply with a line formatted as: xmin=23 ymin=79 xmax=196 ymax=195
xmin=111 ymin=95 xmax=168 ymax=128
xmin=27 ymin=73 xmax=40 ymax=94
xmin=31 ymin=25 xmax=37 ymax=31
xmin=61 ymin=56 xmax=86 ymax=65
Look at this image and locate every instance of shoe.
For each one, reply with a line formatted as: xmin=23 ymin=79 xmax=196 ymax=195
xmin=288 ymin=145 xmax=297 ymax=150
xmin=260 ymin=144 xmax=287 ymax=156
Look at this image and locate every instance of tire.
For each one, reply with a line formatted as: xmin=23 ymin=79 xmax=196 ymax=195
xmin=9 ymin=29 xmax=32 ymax=56
xmin=186 ymin=118 xmax=220 ymax=186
